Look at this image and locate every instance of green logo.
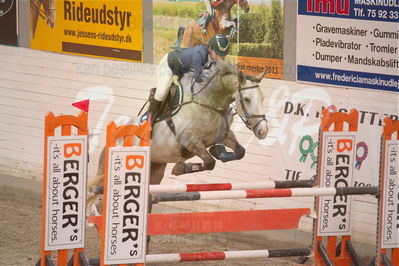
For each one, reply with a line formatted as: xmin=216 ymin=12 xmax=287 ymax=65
xmin=299 ymin=135 xmax=318 ymax=169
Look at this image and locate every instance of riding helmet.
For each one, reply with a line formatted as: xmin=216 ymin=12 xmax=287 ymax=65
xmin=208 ymin=34 xmax=230 ymax=56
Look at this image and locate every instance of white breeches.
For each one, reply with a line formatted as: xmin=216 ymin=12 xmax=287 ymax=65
xmin=204 ymin=0 xmax=212 ymax=14
xmin=155 ymin=53 xmax=174 ymax=102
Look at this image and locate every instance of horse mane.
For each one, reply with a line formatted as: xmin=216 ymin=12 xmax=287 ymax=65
xmin=179 ymin=59 xmax=243 ymax=111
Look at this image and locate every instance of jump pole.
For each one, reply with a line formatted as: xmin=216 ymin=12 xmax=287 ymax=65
xmin=100 ymin=121 xmax=151 ymax=266
xmin=89 ymin=179 xmax=317 ymax=194
xmin=150 ymin=186 xmax=378 ymax=202
xmin=37 ymin=111 xmax=89 ymax=266
xmin=377 ymin=117 xmax=399 ymax=265
xmin=314 ymin=109 xmax=360 ymax=266
xmin=88 ymin=248 xmax=311 ymax=265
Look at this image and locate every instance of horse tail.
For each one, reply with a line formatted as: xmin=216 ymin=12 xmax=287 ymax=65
xmin=171 ymin=26 xmax=186 ymax=49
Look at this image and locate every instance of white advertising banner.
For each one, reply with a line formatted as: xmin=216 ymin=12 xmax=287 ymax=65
xmin=104 ymin=146 xmax=150 ymax=265
xmin=45 ymin=135 xmax=88 ymax=250
xmin=269 ymin=87 xmax=398 ymax=188
xmin=297 ymin=0 xmax=399 ymax=92
xmin=381 ymin=140 xmax=399 ymax=248
xmin=318 ymin=131 xmax=356 ymax=236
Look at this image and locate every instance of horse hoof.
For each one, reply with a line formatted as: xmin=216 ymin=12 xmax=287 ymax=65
xmin=235 ymin=146 xmax=246 ymax=160
xmin=172 ymin=163 xmax=186 ymax=176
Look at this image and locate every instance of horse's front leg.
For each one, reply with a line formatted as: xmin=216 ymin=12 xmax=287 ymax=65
xmin=172 ymin=139 xmax=216 ymax=175
xmin=209 ymin=130 xmax=245 ymax=162
xmin=223 ymin=130 xmax=246 ymax=159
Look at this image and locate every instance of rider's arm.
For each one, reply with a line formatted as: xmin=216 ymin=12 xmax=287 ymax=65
xmin=192 ymin=49 xmax=205 ymax=82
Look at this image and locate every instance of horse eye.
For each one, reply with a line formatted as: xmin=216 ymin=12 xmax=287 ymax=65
xmin=244 ymin=97 xmax=250 ymax=103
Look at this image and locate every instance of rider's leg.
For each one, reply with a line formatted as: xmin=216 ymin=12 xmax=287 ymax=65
xmin=204 ymin=0 xmax=212 ymax=14
xmin=202 ymin=0 xmax=213 ymax=34
xmin=150 ymin=53 xmax=174 ymax=124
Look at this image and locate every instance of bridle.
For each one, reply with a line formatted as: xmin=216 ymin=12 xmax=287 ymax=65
xmin=189 ymin=70 xmax=267 ymax=132
xmin=235 ymin=84 xmax=267 ymax=132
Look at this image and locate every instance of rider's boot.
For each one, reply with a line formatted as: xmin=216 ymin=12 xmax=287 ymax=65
xmin=148 ymin=98 xmax=162 ymax=127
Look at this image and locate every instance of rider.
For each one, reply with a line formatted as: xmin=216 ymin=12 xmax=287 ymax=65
xmin=202 ymin=0 xmax=224 ymax=34
xmin=148 ymin=34 xmax=230 ymax=125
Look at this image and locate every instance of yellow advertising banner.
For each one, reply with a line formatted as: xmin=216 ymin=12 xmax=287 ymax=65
xmin=30 ymin=0 xmax=143 ymax=62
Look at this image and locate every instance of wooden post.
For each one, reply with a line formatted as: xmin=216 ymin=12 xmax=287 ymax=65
xmin=99 ymin=121 xmax=150 ymax=266
xmin=314 ymin=109 xmax=358 ymax=266
xmin=378 ymin=117 xmax=399 ymax=265
xmin=40 ymin=111 xmax=88 ymax=266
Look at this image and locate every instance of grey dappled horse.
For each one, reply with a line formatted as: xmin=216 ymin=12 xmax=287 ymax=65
xmin=87 ymin=60 xmax=268 ymax=215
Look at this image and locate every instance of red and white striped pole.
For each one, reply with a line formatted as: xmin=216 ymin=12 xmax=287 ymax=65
xmin=90 ymin=179 xmax=316 ymax=194
xmin=150 ymin=179 xmax=316 ymax=193
xmin=152 ymin=186 xmax=379 ymax=203
xmin=89 ymin=248 xmax=310 ymax=265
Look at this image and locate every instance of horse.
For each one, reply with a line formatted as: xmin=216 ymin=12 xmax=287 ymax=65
xmin=30 ymin=0 xmax=56 ymax=39
xmin=177 ymin=0 xmax=249 ymax=48
xmin=87 ymin=60 xmax=267 ymax=215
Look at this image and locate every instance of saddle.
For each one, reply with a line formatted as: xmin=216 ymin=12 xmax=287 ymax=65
xmin=140 ymin=76 xmax=184 ymax=133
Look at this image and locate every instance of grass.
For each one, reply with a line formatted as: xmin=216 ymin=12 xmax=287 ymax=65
xmin=153 ymin=1 xmax=203 ymax=19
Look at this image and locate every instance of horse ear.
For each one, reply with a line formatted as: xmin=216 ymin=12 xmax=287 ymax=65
xmin=255 ymin=68 xmax=268 ymax=82
xmin=245 ymin=74 xmax=258 ymax=82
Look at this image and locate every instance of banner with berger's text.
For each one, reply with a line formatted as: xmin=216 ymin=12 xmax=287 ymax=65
xmin=45 ymin=135 xmax=88 ymax=250
xmin=318 ymin=131 xmax=356 ymax=236
xmin=104 ymin=146 xmax=150 ymax=264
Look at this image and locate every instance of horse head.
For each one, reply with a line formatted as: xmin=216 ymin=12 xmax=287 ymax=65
xmin=234 ymin=0 xmax=250 ymax=13
xmin=234 ymin=70 xmax=268 ymax=139
xmin=43 ymin=0 xmax=56 ymax=28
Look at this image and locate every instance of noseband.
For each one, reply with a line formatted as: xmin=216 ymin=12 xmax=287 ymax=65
xmin=236 ymin=84 xmax=267 ymax=131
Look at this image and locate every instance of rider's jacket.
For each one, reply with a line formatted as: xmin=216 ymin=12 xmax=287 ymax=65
xmin=167 ymin=46 xmax=210 ymax=82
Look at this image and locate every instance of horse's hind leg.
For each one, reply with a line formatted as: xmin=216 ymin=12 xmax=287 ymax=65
xmin=181 ymin=23 xmax=195 ymax=48
xmin=172 ymin=139 xmax=216 ymax=175
xmin=86 ymin=147 xmax=106 ymax=216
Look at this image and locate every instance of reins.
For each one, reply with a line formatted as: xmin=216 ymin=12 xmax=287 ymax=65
xmin=178 ymin=66 xmax=226 ymax=116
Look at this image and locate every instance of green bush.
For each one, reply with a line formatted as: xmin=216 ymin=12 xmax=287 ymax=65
xmin=230 ymin=43 xmax=273 ymax=58
xmin=265 ymin=0 xmax=284 ymax=59
xmin=233 ymin=6 xmax=269 ymax=44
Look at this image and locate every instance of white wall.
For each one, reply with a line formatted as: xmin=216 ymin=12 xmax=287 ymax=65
xmin=1 ymin=45 xmax=396 ymax=246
